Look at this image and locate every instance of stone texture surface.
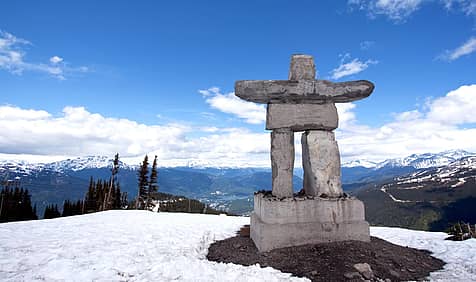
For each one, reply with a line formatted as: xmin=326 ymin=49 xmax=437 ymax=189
xmin=253 ymin=194 xmax=366 ymax=225
xmin=270 ymin=129 xmax=294 ymax=198
xmin=266 ymin=103 xmax=338 ymax=131
xmin=302 ymin=130 xmax=343 ymax=197
xmin=234 ymin=79 xmax=374 ymax=104
xmin=288 ymin=54 xmax=315 ymax=80
xmin=251 ymin=194 xmax=370 ymax=252
xmin=353 ymin=263 xmax=374 ymax=280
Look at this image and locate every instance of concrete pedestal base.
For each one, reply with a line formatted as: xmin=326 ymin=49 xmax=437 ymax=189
xmin=250 ymin=193 xmax=370 ymax=252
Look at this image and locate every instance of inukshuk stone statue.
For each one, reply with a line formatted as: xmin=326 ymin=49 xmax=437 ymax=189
xmin=235 ymin=54 xmax=374 ymax=252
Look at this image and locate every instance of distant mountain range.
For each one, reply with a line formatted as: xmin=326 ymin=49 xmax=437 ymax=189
xmin=1 ymin=150 xmax=475 ymax=226
xmin=342 ymin=149 xmax=474 ymax=169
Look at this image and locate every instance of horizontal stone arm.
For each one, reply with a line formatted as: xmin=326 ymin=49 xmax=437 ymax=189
xmin=235 ymin=79 xmax=374 ymax=104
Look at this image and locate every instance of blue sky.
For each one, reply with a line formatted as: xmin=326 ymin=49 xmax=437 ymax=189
xmin=1 ymin=0 xmax=475 ymax=166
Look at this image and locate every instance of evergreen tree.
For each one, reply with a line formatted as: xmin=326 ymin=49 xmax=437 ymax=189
xmin=43 ymin=204 xmax=61 ymax=219
xmin=0 ymin=185 xmax=37 ymax=222
xmin=104 ymin=153 xmax=120 ymax=211
xmin=147 ymin=155 xmax=159 ymax=210
xmin=85 ymin=177 xmax=96 ymax=213
xmin=136 ymin=155 xmax=149 ymax=210
xmin=62 ymin=200 xmax=72 ymax=217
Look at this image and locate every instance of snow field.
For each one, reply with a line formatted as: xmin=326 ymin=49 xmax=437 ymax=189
xmin=1 ymin=211 xmax=476 ymax=281
xmin=0 ymin=211 xmax=306 ymax=281
xmin=371 ymin=227 xmax=476 ymax=281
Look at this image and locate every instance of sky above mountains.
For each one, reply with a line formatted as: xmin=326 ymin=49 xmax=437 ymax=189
xmin=0 ymin=0 xmax=475 ymax=166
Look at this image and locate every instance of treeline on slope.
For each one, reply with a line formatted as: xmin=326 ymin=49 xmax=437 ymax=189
xmin=154 ymin=191 xmax=223 ymax=214
xmin=132 ymin=155 xmax=224 ymax=214
xmin=446 ymin=221 xmax=476 ymax=241
xmin=355 ymin=177 xmax=476 ymax=232
xmin=2 ymin=153 xmax=224 ymax=222
xmin=42 ymin=154 xmax=128 ymax=219
xmin=0 ymin=182 xmax=38 ymax=223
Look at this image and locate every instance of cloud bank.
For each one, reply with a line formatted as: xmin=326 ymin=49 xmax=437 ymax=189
xmin=0 ymin=105 xmax=269 ymax=167
xmin=1 ymin=85 xmax=476 ymax=166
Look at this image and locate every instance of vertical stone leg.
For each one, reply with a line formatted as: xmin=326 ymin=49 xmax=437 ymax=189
xmin=302 ymin=130 xmax=343 ymax=197
xmin=271 ymin=128 xmax=294 ymax=198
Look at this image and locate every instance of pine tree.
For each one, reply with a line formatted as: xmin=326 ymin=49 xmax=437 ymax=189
xmin=147 ymin=155 xmax=159 ymax=210
xmin=136 ymin=155 xmax=149 ymax=210
xmin=43 ymin=204 xmax=60 ymax=219
xmin=104 ymin=153 xmax=120 ymax=211
xmin=85 ymin=177 xmax=96 ymax=213
xmin=62 ymin=200 xmax=72 ymax=217
xmin=0 ymin=185 xmax=37 ymax=222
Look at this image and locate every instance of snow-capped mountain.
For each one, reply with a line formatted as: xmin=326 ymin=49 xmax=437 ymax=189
xmin=394 ymin=155 xmax=476 ymax=188
xmin=1 ymin=149 xmax=474 ymax=174
xmin=341 ymin=159 xmax=378 ymax=168
xmin=0 ymin=160 xmax=46 ymax=175
xmin=343 ymin=149 xmax=475 ymax=170
xmin=0 ymin=156 xmax=135 ymax=175
xmin=45 ymin=156 xmax=135 ymax=172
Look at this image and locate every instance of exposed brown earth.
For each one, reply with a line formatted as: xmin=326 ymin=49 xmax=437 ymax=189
xmin=207 ymin=226 xmax=445 ymax=282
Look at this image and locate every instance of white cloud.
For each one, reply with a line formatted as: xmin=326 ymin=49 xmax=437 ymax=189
xmin=443 ymin=0 xmax=476 ymax=15
xmin=337 ymin=84 xmax=476 ymax=162
xmin=438 ymin=37 xmax=476 ymax=61
xmin=49 ymin=56 xmax=63 ymax=64
xmin=336 ymin=103 xmax=357 ymax=128
xmin=0 ymin=106 xmax=51 ymax=120
xmin=360 ymin=40 xmax=375 ymax=50
xmin=331 ymin=54 xmax=378 ymax=80
xmin=199 ymin=87 xmax=266 ymax=124
xmin=349 ymin=0 xmax=476 ymax=21
xmin=0 ymin=105 xmax=271 ymax=167
xmin=426 ymin=84 xmax=476 ymax=124
xmin=0 ymin=31 xmax=87 ymax=79
xmin=2 ymin=85 xmax=476 ymax=167
xmin=349 ymin=0 xmax=424 ymax=21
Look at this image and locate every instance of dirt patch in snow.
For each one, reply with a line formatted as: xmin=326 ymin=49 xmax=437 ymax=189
xmin=207 ymin=228 xmax=444 ymax=282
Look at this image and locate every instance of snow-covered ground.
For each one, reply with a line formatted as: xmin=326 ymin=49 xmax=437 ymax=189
xmin=0 ymin=211 xmax=475 ymax=281
xmin=0 ymin=211 xmax=303 ymax=281
xmin=372 ymin=227 xmax=476 ymax=281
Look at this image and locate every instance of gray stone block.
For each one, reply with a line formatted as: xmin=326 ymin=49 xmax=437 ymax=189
xmin=234 ymin=79 xmax=374 ymax=104
xmin=288 ymin=54 xmax=315 ymax=80
xmin=253 ymin=193 xmax=366 ymax=225
xmin=251 ymin=194 xmax=370 ymax=252
xmin=266 ymin=103 xmax=338 ymax=131
xmin=302 ymin=130 xmax=343 ymax=197
xmin=271 ymin=129 xmax=294 ymax=198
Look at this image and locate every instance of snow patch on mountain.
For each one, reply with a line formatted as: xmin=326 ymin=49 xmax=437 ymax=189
xmin=343 ymin=150 xmax=475 ymax=170
xmin=394 ymin=156 xmax=476 ymax=187
xmin=46 ymin=156 xmax=134 ymax=172
xmin=1 ymin=150 xmax=475 ymax=174
xmin=0 ymin=160 xmax=46 ymax=175
xmin=341 ymin=159 xmax=377 ymax=168
xmin=0 ymin=156 xmax=136 ymax=175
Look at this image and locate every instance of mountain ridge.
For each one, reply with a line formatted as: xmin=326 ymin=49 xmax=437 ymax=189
xmin=1 ymin=149 xmax=474 ymax=173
